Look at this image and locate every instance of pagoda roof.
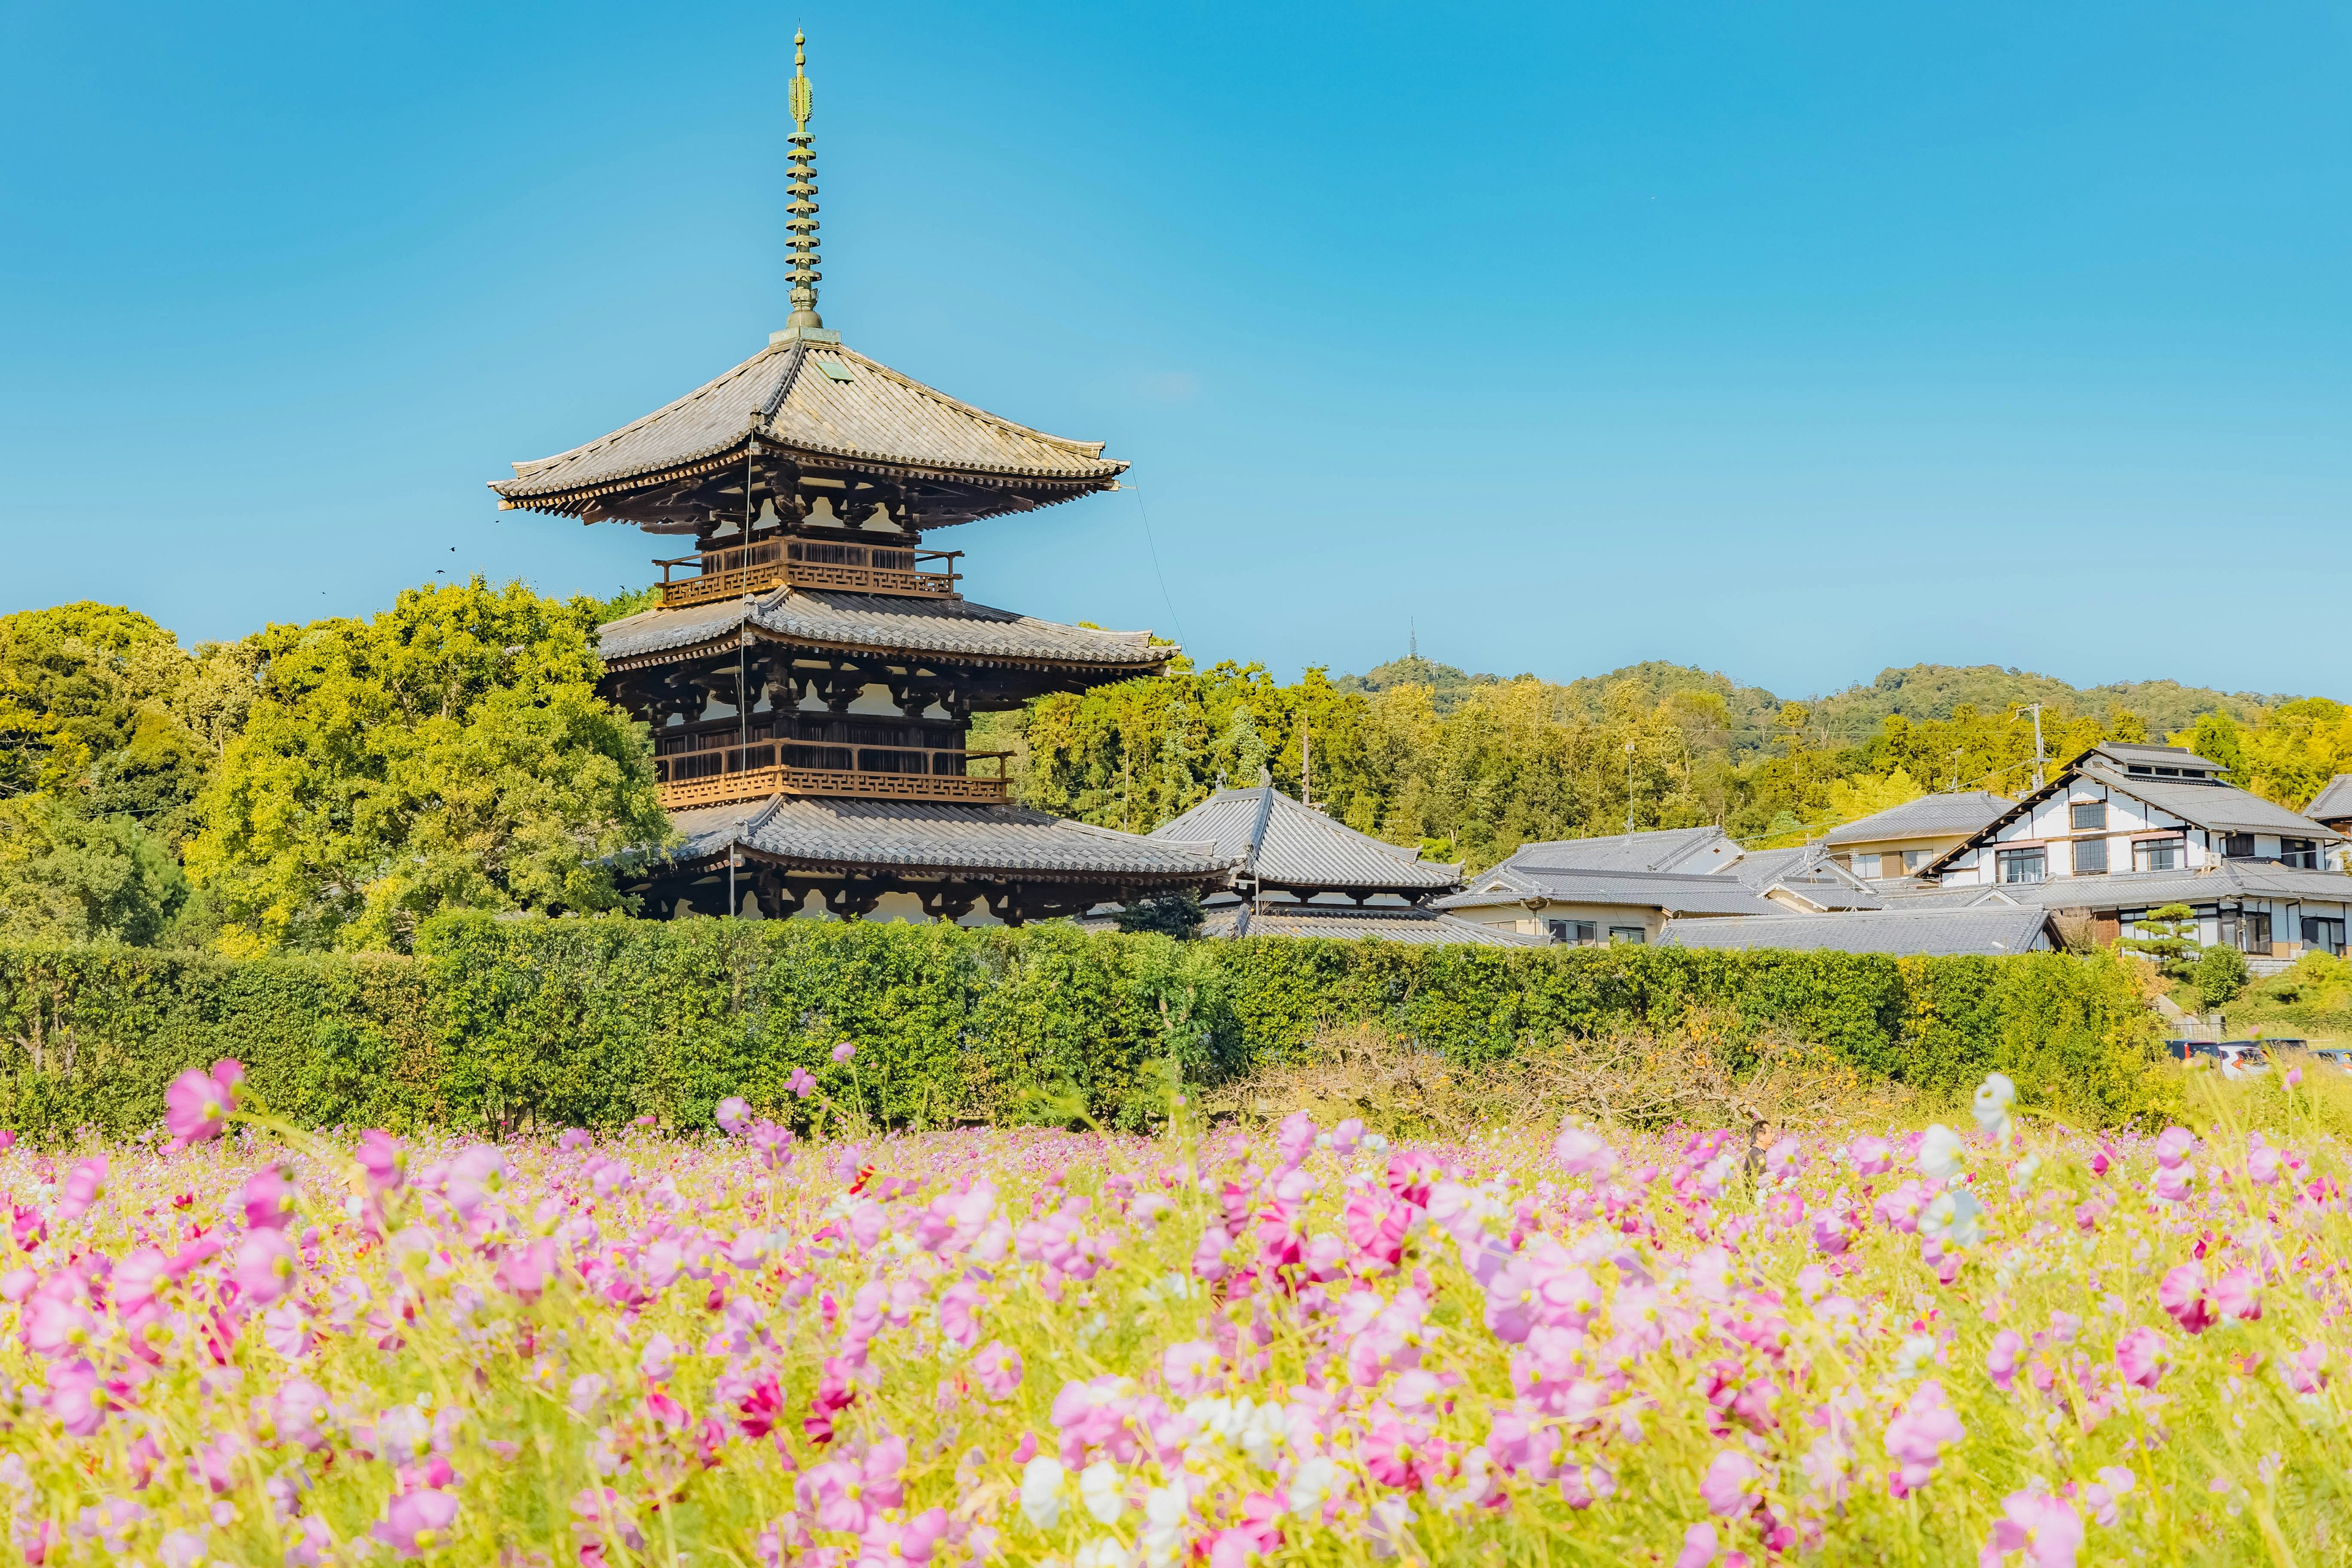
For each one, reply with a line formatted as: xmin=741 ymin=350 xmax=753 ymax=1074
xmin=663 ymin=796 xmax=1234 ymax=884
xmin=597 ymin=587 xmax=1174 ymax=675
xmin=491 ymin=338 xmax=1125 ymax=521
xmin=1150 ymin=786 xmax=1461 ymax=895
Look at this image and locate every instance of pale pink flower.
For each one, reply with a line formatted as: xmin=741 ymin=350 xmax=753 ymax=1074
xmin=971 ymin=1341 xmax=1023 ymax=1401
xmin=1555 ymin=1125 xmax=1619 ymax=1178
xmin=1674 ymin=1521 xmax=1719 ymax=1568
xmin=1850 ymin=1134 xmax=1893 ymax=1175
xmin=164 ymin=1062 xmax=241 ymax=1148
xmin=2082 ymin=1466 xmax=2135 ymax=1528
xmin=1982 ymin=1489 xmax=2082 ymax=1568
xmin=2158 ymin=1264 xmax=2216 ymax=1335
xmin=715 ymin=1096 xmax=752 ymax=1134
xmin=2285 ymin=1343 xmax=2328 ymax=1394
xmin=2153 ymin=1127 xmax=2196 ymax=1169
xmin=938 ymin=1283 xmax=984 ymax=1349
xmin=24 ymin=1293 xmax=97 ymax=1359
xmin=373 ymin=1490 xmax=459 ymax=1558
xmin=1986 ymin=1329 xmax=2024 ymax=1392
xmin=56 ymin=1157 xmax=107 ymax=1223
xmin=355 ymin=1129 xmax=407 ymax=1192
xmin=232 ymin=1229 xmax=298 ymax=1306
xmin=2211 ymin=1266 xmax=2262 ymax=1322
xmin=45 ymin=1362 xmax=109 ymax=1437
xmin=2247 ymin=1134 xmax=2283 ymax=1186
xmin=1161 ymin=1340 xmax=1222 ymax=1398
xmin=1700 ymin=1449 xmax=1759 ymax=1517
xmin=832 ymin=1041 xmax=858 ymax=1064
xmin=788 ymin=1067 xmax=818 ymax=1099
xmin=242 ymin=1165 xmax=297 ymax=1231
xmin=262 ymin=1301 xmax=312 ymax=1359
xmin=2114 ymin=1326 xmax=2167 ymax=1389
xmin=1884 ymin=1381 xmax=1963 ymax=1497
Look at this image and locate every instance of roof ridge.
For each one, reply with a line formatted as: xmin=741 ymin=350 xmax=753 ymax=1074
xmin=823 ymin=343 xmax=1110 ymax=458
xmin=508 ymin=345 xmax=790 ymax=478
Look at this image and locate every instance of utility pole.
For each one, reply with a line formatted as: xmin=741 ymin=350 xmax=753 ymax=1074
xmin=1301 ymin=725 xmax=1313 ymax=812
xmin=1624 ymin=740 xmax=1638 ymax=835
xmin=1949 ymin=748 xmax=1964 ymax=793
xmin=2017 ymin=703 xmax=2048 ymax=791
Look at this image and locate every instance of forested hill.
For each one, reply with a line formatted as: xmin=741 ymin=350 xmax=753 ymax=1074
xmin=1337 ymin=657 xmax=2297 ymax=763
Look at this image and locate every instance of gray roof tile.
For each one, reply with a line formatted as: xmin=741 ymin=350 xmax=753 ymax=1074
xmin=1821 ymin=791 xmax=2010 ymax=847
xmin=599 ymin=587 xmax=1171 ymax=671
xmin=2071 ymin=763 xmax=2345 ymax=842
xmin=1198 ymin=904 xmax=1540 ymax=945
xmin=2307 ymin=774 xmax=2352 ymax=823
xmin=1489 ymin=826 xmax=1732 ymax=875
xmin=1659 ymin=907 xmax=2053 ymax=956
xmin=664 ymin=796 xmax=1234 ymax=881
xmin=494 ymin=341 xmax=1123 ymax=505
xmin=1934 ymin=860 xmax=2352 ymax=911
xmin=1434 ymin=867 xmax=1782 ymax=918
xmin=1149 ymin=788 xmax=1460 ymax=892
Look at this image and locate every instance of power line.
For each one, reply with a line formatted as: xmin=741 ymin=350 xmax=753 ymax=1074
xmin=1120 ymin=486 xmax=1188 ymax=652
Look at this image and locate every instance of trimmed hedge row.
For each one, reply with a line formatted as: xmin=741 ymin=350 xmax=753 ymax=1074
xmin=0 ymin=916 xmax=2164 ymax=1141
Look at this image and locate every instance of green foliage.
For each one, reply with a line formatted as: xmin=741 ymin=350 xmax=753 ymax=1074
xmin=2119 ymin=902 xmax=2201 ymax=981
xmin=1114 ymin=889 xmax=1205 ymax=939
xmin=0 ymin=794 xmax=188 ymax=946
xmin=184 ymin=578 xmax=670 ymax=953
xmin=0 ymin=924 xmax=2173 ymax=1142
xmin=2195 ymin=942 xmax=2251 ymax=1012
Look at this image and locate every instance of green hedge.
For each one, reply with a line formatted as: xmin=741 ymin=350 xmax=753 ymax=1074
xmin=0 ymin=917 xmax=2163 ymax=1141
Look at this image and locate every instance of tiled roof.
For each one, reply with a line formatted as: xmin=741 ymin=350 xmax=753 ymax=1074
xmin=1149 ymin=788 xmax=1459 ymax=893
xmin=1197 ymin=903 xmax=1540 ymax=945
xmin=1434 ymin=868 xmax=1781 ymax=918
xmin=1821 ymin=791 xmax=2010 ymax=848
xmin=1659 ymin=907 xmax=2053 ymax=957
xmin=663 ymin=796 xmax=1234 ymax=882
xmin=1488 ymin=827 xmax=1733 ymax=875
xmin=1936 ymin=860 xmax=2352 ymax=912
xmin=494 ymin=340 xmax=1124 ymax=506
xmin=1724 ymin=845 xmax=1885 ymax=909
xmin=2307 ymin=774 xmax=2352 ymax=823
xmin=2072 ymin=763 xmax=2345 ymax=842
xmin=598 ymin=588 xmax=1172 ymax=671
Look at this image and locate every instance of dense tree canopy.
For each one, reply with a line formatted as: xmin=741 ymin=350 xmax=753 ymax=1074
xmin=186 ymin=579 xmax=669 ymax=953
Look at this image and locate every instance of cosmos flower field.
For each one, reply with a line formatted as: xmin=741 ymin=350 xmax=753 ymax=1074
xmin=2 ymin=1059 xmax=2346 ymax=1567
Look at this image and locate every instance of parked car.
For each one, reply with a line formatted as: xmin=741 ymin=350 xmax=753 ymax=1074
xmin=2309 ymin=1047 xmax=2352 ymax=1075
xmin=2215 ymin=1042 xmax=2270 ymax=1074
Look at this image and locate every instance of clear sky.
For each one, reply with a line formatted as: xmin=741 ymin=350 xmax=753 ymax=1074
xmin=4 ymin=2 xmax=2348 ymax=700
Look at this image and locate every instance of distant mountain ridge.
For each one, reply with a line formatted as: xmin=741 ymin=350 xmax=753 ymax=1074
xmin=1332 ymin=657 xmax=2299 ymax=761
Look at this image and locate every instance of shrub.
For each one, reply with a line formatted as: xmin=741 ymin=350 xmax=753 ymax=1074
xmin=2195 ymin=943 xmax=2250 ymax=1013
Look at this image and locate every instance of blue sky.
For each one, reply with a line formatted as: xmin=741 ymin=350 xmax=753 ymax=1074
xmin=4 ymin=2 xmax=2348 ymax=700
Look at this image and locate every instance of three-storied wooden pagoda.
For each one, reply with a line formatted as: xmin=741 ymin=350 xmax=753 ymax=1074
xmin=491 ymin=34 xmax=1232 ymax=924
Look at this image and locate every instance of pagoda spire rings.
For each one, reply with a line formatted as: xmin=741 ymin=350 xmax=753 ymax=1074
xmin=777 ymin=30 xmax=833 ymax=342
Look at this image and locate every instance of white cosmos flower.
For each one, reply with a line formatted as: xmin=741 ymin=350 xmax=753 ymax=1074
xmin=1020 ymin=1457 xmax=1068 ymax=1529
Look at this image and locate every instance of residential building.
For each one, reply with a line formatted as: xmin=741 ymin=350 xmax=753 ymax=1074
xmin=1822 ymin=791 xmax=2010 ymax=881
xmin=1661 ymin=906 xmax=2057 ymax=957
xmin=1721 ymin=844 xmax=1885 ymax=911
xmin=1904 ymin=742 xmax=2351 ymax=962
xmin=485 ymin=36 xmax=1232 ymax=924
xmin=2305 ymin=775 xmax=2352 ymax=837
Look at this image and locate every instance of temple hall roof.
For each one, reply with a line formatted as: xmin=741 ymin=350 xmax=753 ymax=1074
xmin=492 ymin=339 xmax=1125 ymax=519
xmin=1148 ymin=788 xmax=1461 ymax=895
xmin=664 ymin=796 xmax=1234 ymax=884
xmin=598 ymin=587 xmax=1174 ymax=674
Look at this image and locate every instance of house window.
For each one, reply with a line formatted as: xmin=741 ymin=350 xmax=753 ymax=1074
xmin=1996 ymin=848 xmax=2047 ymax=884
xmin=1547 ymin=919 xmax=1596 ymax=946
xmin=2071 ymin=802 xmax=2107 ymax=832
xmin=2134 ymin=837 xmax=2185 ymax=872
xmin=2302 ymin=917 xmax=2345 ymax=955
xmin=2222 ymin=910 xmax=2274 ymax=954
xmin=1903 ymin=850 xmax=1929 ymax=872
xmin=1850 ymin=853 xmax=1881 ymax=879
xmin=2073 ymin=837 xmax=2108 ymax=875
xmin=2282 ymin=837 xmax=2318 ymax=870
xmin=1608 ymin=925 xmax=1646 ymax=944
xmin=2222 ymin=833 xmax=2255 ymax=859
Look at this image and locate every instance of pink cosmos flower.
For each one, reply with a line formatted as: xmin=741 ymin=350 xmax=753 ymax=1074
xmin=46 ymin=1362 xmax=110 ymax=1437
xmin=1982 ymin=1489 xmax=2082 ymax=1568
xmin=164 ymin=1061 xmax=242 ymax=1148
xmin=355 ymin=1129 xmax=408 ymax=1192
xmin=1276 ymin=1111 xmax=1317 ymax=1168
xmin=715 ymin=1096 xmax=751 ymax=1134
xmin=788 ymin=1067 xmax=818 ymax=1099
xmin=1700 ymin=1449 xmax=1760 ymax=1517
xmin=24 ymin=1293 xmax=97 ymax=1359
xmin=1849 ymin=1135 xmax=1893 ymax=1176
xmin=232 ymin=1229 xmax=299 ymax=1307
xmin=971 ymin=1341 xmax=1023 ymax=1401
xmin=1161 ymin=1340 xmax=1222 ymax=1398
xmin=263 ymin=1300 xmax=313 ymax=1359
xmin=2114 ymin=1326 xmax=2168 ymax=1389
xmin=938 ymin=1283 xmax=984 ymax=1349
xmin=2285 ymin=1343 xmax=2329 ymax=1395
xmin=1986 ymin=1329 xmax=2023 ymax=1392
xmin=1884 ymin=1381 xmax=1963 ymax=1497
xmin=2158 ymin=1264 xmax=2217 ymax=1335
xmin=56 ymin=1157 xmax=106 ymax=1223
xmin=1555 ymin=1125 xmax=1620 ymax=1178
xmin=1330 ymin=1118 xmax=1366 ymax=1155
xmin=2211 ymin=1266 xmax=2262 ymax=1322
xmin=832 ymin=1041 xmax=857 ymax=1064
xmin=242 ymin=1165 xmax=297 ymax=1231
xmin=748 ymin=1120 xmax=796 ymax=1172
xmin=2153 ymin=1127 xmax=2196 ymax=1169
xmin=2081 ymin=1466 xmax=2135 ymax=1528
xmin=112 ymin=1249 xmax=168 ymax=1310
xmin=1675 ymin=1521 xmax=1720 ymax=1568
xmin=373 ymin=1490 xmax=459 ymax=1558
xmin=2153 ymin=1164 xmax=2194 ymax=1204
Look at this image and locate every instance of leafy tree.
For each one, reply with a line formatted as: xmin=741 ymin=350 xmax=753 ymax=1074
xmin=2195 ymin=943 xmax=2250 ymax=1013
xmin=0 ymin=794 xmax=187 ymax=945
xmin=1825 ymin=768 xmax=1924 ymax=827
xmin=185 ymin=578 xmax=669 ymax=952
xmin=2119 ymin=903 xmax=2201 ymax=981
xmin=1114 ymin=890 xmax=1205 ymax=939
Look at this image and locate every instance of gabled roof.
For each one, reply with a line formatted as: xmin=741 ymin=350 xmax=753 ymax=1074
xmin=1148 ymin=788 xmax=1459 ymax=895
xmin=662 ymin=796 xmax=1232 ymax=883
xmin=1659 ymin=906 xmax=2054 ymax=957
xmin=2308 ymin=774 xmax=2352 ymax=824
xmin=1821 ymin=791 xmax=2010 ymax=848
xmin=598 ymin=587 xmax=1172 ymax=674
xmin=1487 ymin=826 xmax=1735 ymax=876
xmin=1911 ymin=859 xmax=2352 ymax=913
xmin=1434 ymin=867 xmax=1781 ymax=918
xmin=1722 ymin=845 xmax=1885 ymax=910
xmin=492 ymin=339 xmax=1125 ymax=518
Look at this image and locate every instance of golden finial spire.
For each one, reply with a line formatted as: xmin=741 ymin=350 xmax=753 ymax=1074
xmin=781 ymin=29 xmax=827 ymax=336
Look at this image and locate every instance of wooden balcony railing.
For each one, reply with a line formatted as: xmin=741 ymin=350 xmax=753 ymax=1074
xmin=655 ymin=739 xmax=1011 ymax=810
xmin=655 ymin=540 xmax=962 ymax=608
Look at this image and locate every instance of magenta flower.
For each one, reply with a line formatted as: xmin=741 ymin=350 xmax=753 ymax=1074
xmin=788 ymin=1067 xmax=818 ymax=1099
xmin=2114 ymin=1327 xmax=2168 ymax=1390
xmin=1849 ymin=1134 xmax=1893 ymax=1175
xmin=1700 ymin=1449 xmax=1759 ymax=1517
xmin=1982 ymin=1490 xmax=2082 ymax=1568
xmin=2247 ymin=1134 xmax=2283 ymax=1186
xmin=2158 ymin=1263 xmax=2217 ymax=1335
xmin=1883 ymin=1381 xmax=1963 ymax=1497
xmin=748 ymin=1120 xmax=796 ymax=1172
xmin=373 ymin=1489 xmax=459 ymax=1558
xmin=971 ymin=1341 xmax=1024 ymax=1401
xmin=715 ymin=1096 xmax=751 ymax=1134
xmin=242 ymin=1164 xmax=297 ymax=1231
xmin=1986 ymin=1329 xmax=2024 ymax=1392
xmin=2211 ymin=1266 xmax=2262 ymax=1322
xmin=232 ymin=1229 xmax=299 ymax=1307
xmin=2153 ymin=1126 xmax=2196 ymax=1169
xmin=832 ymin=1041 xmax=857 ymax=1064
xmin=45 ymin=1362 xmax=110 ymax=1437
xmin=1674 ymin=1521 xmax=1719 ymax=1568
xmin=56 ymin=1157 xmax=106 ymax=1223
xmin=24 ymin=1293 xmax=97 ymax=1359
xmin=355 ymin=1129 xmax=408 ymax=1191
xmin=164 ymin=1060 xmax=242 ymax=1148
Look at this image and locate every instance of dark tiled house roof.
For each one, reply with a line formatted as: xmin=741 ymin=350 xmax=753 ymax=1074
xmin=1148 ymin=788 xmax=1460 ymax=894
xmin=663 ymin=797 xmax=1232 ymax=883
xmin=1660 ymin=906 xmax=2054 ymax=956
